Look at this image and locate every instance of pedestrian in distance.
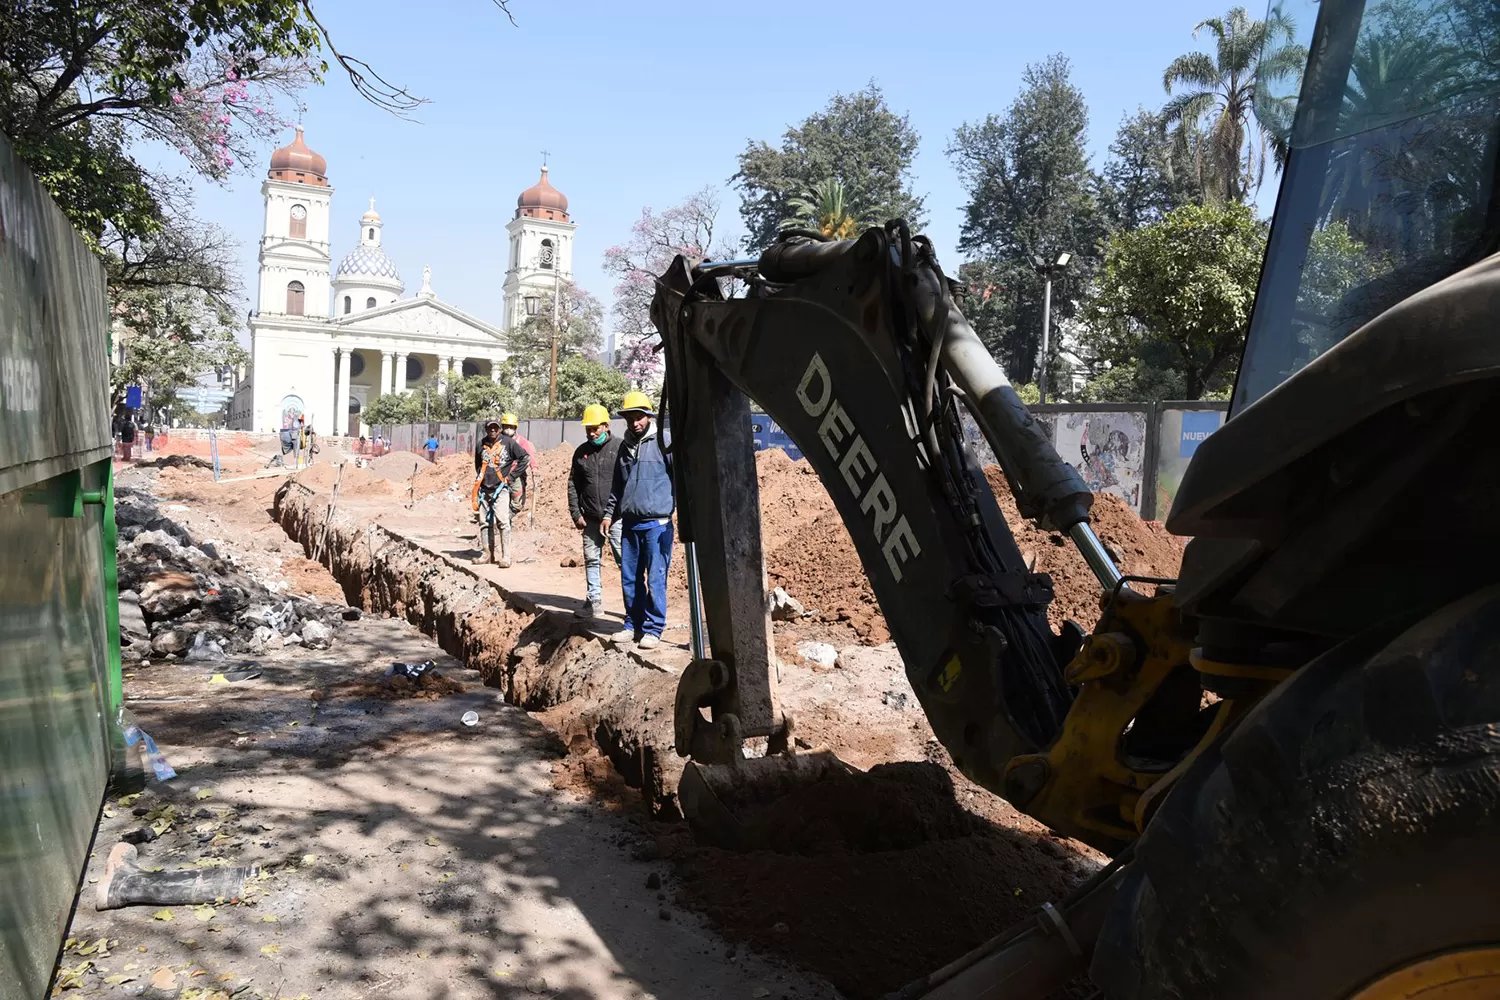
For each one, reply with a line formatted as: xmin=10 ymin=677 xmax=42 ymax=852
xmin=118 ymin=416 xmax=136 ymax=462
xmin=471 ymin=418 xmax=528 ymax=567
xmin=601 ymin=391 xmax=674 ymax=650
xmin=424 ymin=431 xmax=440 ymax=463
xmin=567 ymin=404 xmax=623 ymax=620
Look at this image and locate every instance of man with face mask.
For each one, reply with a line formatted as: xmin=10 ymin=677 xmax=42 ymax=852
xmin=566 ymin=404 xmax=623 ymax=619
xmin=600 ymin=392 xmax=674 ymax=650
xmin=471 ymin=418 xmax=528 ymax=567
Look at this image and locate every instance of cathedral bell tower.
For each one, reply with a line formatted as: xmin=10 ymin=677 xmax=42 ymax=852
xmin=255 ymin=126 xmax=332 ymax=318
xmin=502 ymin=164 xmax=577 ymax=331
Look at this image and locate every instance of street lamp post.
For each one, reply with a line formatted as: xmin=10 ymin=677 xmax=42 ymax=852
xmin=1032 ymin=251 xmax=1072 ymax=404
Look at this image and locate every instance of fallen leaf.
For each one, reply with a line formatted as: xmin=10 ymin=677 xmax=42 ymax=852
xmin=259 ymin=944 xmax=280 ymax=957
xmin=208 ymin=674 xmax=229 ymax=684
xmin=195 ymin=789 xmax=214 ymax=801
xmin=117 ymin=793 xmax=141 ymax=807
xmin=425 ymin=835 xmax=440 ymax=847
xmin=123 ymin=963 xmax=139 ymax=971
xmin=260 ymin=914 xmax=278 ymax=922
xmin=103 ymin=974 xmax=136 ymax=985
xmin=153 ymin=909 xmax=174 ymax=922
xmin=193 ymin=905 xmax=215 ymax=922
xmin=102 ymin=806 xmax=117 ymax=819
xmin=301 ymin=854 xmax=317 ymax=866
xmin=143 ymin=866 xmax=165 ymax=873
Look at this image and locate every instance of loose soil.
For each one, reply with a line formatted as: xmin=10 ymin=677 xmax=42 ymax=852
xmin=130 ymin=436 xmax=1190 ymax=998
xmin=333 ymin=667 xmax=467 ymax=701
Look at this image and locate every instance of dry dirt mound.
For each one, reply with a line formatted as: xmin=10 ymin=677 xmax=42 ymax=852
xmin=334 ymin=668 xmax=466 ymax=701
xmin=367 ymin=451 xmax=424 ymax=481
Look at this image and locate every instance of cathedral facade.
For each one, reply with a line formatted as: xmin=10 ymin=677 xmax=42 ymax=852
xmin=229 ymin=127 xmax=575 ymax=435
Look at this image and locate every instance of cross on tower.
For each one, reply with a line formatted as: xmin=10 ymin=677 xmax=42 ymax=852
xmin=540 ymin=149 xmax=550 ymax=166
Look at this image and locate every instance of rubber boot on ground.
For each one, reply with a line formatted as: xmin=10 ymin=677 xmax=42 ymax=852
xmin=497 ymin=526 xmax=513 ymax=568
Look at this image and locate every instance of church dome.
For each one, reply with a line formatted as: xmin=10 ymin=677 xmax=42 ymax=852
xmin=336 ymin=244 xmax=402 ymax=286
xmin=269 ymin=126 xmax=327 ymax=187
xmin=517 ymin=165 xmax=569 ymax=221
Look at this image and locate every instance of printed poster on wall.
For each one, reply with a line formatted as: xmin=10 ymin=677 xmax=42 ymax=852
xmin=1052 ymin=410 xmax=1149 ymax=515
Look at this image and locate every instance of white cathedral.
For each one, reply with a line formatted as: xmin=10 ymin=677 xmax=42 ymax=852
xmin=228 ymin=126 xmax=577 ymax=435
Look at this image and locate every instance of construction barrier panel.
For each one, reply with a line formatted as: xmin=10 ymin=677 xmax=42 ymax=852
xmin=0 ymin=134 xmax=121 ymax=999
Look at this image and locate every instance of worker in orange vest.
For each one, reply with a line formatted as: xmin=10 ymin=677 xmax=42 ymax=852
xmin=471 ymin=417 xmax=527 ymax=567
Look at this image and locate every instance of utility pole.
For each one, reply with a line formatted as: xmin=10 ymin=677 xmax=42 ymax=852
xmin=1032 ymin=251 xmax=1072 ymax=404
xmin=548 ymin=265 xmax=561 ymax=418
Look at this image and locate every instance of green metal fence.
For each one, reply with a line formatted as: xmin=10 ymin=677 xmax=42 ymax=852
xmin=0 ymin=134 xmax=121 ymax=999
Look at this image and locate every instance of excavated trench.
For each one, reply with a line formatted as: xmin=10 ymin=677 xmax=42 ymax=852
xmin=272 ymin=477 xmax=1101 ymax=998
xmin=273 ymin=479 xmax=688 ymax=816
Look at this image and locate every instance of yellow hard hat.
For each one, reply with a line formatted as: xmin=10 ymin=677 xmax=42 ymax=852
xmin=500 ymin=412 xmax=518 ymax=427
xmin=618 ymin=391 xmax=656 ymax=417
xmin=581 ymin=404 xmax=609 ymax=427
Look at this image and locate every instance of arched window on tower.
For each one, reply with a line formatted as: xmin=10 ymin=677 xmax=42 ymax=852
xmin=343 ymin=296 xmax=351 ymax=315
xmin=286 ymin=281 xmax=305 ymax=315
xmin=368 ymin=228 xmax=375 ymax=241
xmin=289 ymin=204 xmax=307 ymax=239
xmin=365 ymin=297 xmax=377 ymax=310
xmin=540 ymin=238 xmax=554 ymax=270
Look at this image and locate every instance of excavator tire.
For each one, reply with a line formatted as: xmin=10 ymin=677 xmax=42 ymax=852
xmin=1090 ymin=585 xmax=1500 ymax=1000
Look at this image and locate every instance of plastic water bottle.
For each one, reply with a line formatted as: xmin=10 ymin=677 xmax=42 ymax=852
xmin=118 ymin=708 xmax=177 ymax=782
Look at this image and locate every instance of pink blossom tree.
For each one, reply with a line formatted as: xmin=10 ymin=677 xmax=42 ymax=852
xmin=602 ymin=187 xmax=737 ymax=389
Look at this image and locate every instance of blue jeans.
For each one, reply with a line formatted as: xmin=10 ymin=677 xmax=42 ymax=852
xmin=620 ymin=519 xmax=673 ymax=637
xmin=582 ymin=518 xmax=623 ymax=606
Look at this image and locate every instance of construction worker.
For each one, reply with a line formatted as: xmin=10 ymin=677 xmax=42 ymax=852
xmin=500 ymin=413 xmax=533 ymax=517
xmin=472 ymin=418 xmax=528 ymax=567
xmin=600 ymin=391 xmax=674 ymax=650
xmin=567 ymin=404 xmax=623 ymax=619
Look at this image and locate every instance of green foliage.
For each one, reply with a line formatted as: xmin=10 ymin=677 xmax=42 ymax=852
xmin=781 ymin=177 xmax=862 ymax=239
xmin=111 ymin=285 xmax=246 ymax=415
xmin=948 ymin=55 xmax=1105 ymax=382
xmin=1161 ymin=5 xmax=1304 ymax=203
xmin=1099 ymin=108 xmax=1201 ymax=232
xmin=448 ymin=375 xmax=513 ymax=421
xmin=733 ymin=82 xmax=925 ymax=252
xmin=1083 ymin=201 xmax=1267 ymax=399
xmin=552 ymin=356 xmax=629 ymax=419
xmin=363 ymin=390 xmax=420 ymax=426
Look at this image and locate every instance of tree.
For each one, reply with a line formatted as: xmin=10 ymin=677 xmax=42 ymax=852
xmin=1083 ymin=201 xmax=1267 ymax=399
xmin=603 ymin=188 xmax=737 ymax=389
xmin=948 ymin=54 xmax=1106 ymax=381
xmin=505 ymin=280 xmax=604 ymax=413
xmin=1161 ymin=6 xmax=1304 ymax=204
xmin=732 ymin=82 xmax=925 ymax=252
xmin=782 ymin=177 xmax=862 ymax=239
xmin=363 ymin=390 xmax=420 ymax=426
xmin=552 ymin=355 xmax=629 ymax=418
xmin=1099 ymin=108 xmax=1201 ymax=232
xmin=110 ymin=285 xmax=246 ymax=414
xmin=0 ymin=0 xmax=515 ymax=308
xmin=448 ymin=375 xmax=514 ymax=421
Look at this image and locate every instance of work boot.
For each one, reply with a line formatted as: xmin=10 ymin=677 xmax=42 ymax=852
xmin=496 ymin=527 xmax=512 ymax=569
xmin=575 ymin=601 xmax=596 ymax=619
xmin=608 ymin=627 xmax=637 ymax=644
xmin=638 ymin=634 xmax=661 ymax=650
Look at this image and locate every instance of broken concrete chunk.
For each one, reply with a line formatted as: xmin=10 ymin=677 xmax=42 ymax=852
xmin=770 ymin=586 xmax=806 ymax=621
xmin=150 ymin=630 xmax=192 ymax=656
xmin=300 ymin=620 xmax=333 ymax=649
xmin=795 ymin=641 xmax=838 ymax=669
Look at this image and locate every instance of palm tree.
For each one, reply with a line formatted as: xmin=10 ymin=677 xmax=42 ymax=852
xmin=1162 ymin=6 xmax=1304 ymax=204
xmin=781 ymin=178 xmax=862 ymax=239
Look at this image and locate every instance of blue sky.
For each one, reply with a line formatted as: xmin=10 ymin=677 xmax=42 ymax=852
xmin=183 ymin=0 xmax=1273 ymax=344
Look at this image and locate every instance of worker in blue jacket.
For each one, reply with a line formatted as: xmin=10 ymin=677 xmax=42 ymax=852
xmin=600 ymin=392 xmax=674 ymax=650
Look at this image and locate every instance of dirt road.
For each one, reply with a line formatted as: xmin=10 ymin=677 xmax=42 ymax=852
xmin=62 ymin=455 xmax=827 ymax=999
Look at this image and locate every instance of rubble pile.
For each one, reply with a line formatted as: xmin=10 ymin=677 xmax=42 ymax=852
xmin=115 ymin=488 xmax=352 ymax=663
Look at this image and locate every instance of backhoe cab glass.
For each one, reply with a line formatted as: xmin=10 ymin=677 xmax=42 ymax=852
xmin=1234 ymin=0 xmax=1500 ymax=411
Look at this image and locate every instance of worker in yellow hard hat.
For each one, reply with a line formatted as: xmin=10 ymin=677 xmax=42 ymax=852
xmin=499 ymin=412 xmax=535 ymax=518
xmin=567 ymin=403 xmax=623 ymax=619
xmin=600 ymin=391 xmax=674 ymax=650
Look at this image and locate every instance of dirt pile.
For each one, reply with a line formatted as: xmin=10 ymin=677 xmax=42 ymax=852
xmin=335 ymin=667 xmax=466 ymax=701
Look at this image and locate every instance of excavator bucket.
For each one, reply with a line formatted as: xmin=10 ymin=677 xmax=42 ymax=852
xmin=679 ymin=752 xmax=854 ymax=851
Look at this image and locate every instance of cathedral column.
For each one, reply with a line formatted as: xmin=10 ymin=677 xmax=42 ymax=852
xmin=335 ymin=347 xmax=353 ymax=439
xmin=394 ymin=352 xmax=408 ymax=393
xmin=379 ymin=351 xmax=392 ymax=398
xmin=438 ymin=355 xmax=454 ymax=392
xmin=490 ymin=356 xmax=504 ymax=383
